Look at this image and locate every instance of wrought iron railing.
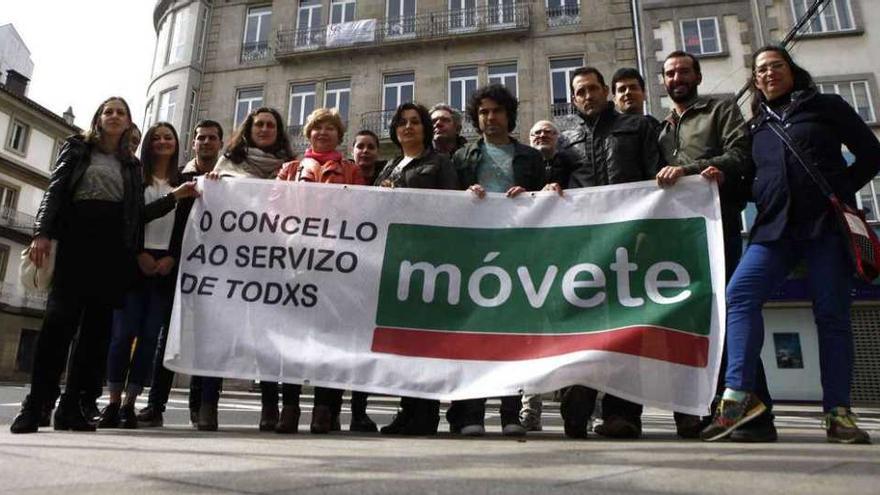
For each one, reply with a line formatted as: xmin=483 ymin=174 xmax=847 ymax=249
xmin=0 ymin=282 xmax=47 ymax=311
xmin=360 ymin=110 xmax=397 ymax=138
xmin=276 ymin=3 xmax=530 ymax=55
xmin=240 ymin=41 xmax=270 ymax=63
xmin=0 ymin=207 xmax=35 ymax=235
xmin=547 ymin=5 xmax=581 ymax=27
xmin=550 ymin=102 xmax=581 ymax=131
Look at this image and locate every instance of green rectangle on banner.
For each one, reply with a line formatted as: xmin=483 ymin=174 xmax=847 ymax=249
xmin=376 ymin=218 xmax=713 ymax=336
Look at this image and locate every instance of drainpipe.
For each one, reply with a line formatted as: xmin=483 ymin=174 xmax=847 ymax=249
xmin=630 ymin=0 xmax=648 ymax=112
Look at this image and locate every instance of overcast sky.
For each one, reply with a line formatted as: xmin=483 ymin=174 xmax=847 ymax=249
xmin=3 ymin=1 xmax=157 ymax=130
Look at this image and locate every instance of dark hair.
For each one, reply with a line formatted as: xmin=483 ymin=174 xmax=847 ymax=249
xmin=664 ymin=51 xmax=701 ymax=76
xmin=429 ymin=103 xmax=463 ymax=130
xmin=84 ymin=96 xmax=135 ymax=158
xmin=749 ymin=45 xmax=815 ymax=117
xmin=388 ymin=102 xmax=433 ymax=151
xmin=570 ymin=67 xmax=606 ymax=93
xmin=611 ymin=67 xmax=646 ymax=92
xmin=224 ymin=107 xmax=293 ymax=164
xmin=140 ymin=122 xmax=181 ymax=187
xmin=353 ymin=129 xmax=380 ymax=148
xmin=193 ymin=119 xmax=223 ymax=142
xmin=466 ymin=83 xmax=518 ymax=133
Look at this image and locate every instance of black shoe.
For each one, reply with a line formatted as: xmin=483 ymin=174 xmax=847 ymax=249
xmin=137 ymin=404 xmax=164 ymax=427
xmin=381 ymin=409 xmax=412 ymax=435
xmin=595 ymin=415 xmax=642 ymax=439
xmin=81 ymin=398 xmax=100 ymax=423
xmin=399 ymin=401 xmax=439 ymax=436
xmin=730 ymin=413 xmax=777 ymax=443
xmin=350 ymin=413 xmax=378 ymax=433
xmin=330 ymin=411 xmax=341 ymax=432
xmin=310 ymin=405 xmax=333 ymax=434
xmin=675 ymin=413 xmax=704 ymax=439
xmin=10 ymin=396 xmax=41 ymax=434
xmin=97 ymin=403 xmax=121 ymax=429
xmin=259 ymin=405 xmax=279 ymax=431
xmin=198 ymin=403 xmax=219 ymax=432
xmin=119 ymin=403 xmax=138 ymax=429
xmin=501 ymin=414 xmax=527 ymax=437
xmin=276 ymin=405 xmax=299 ymax=434
xmin=39 ymin=402 xmax=53 ymax=428
xmin=55 ymin=395 xmax=97 ymax=431
xmin=560 ymin=386 xmax=595 ymax=439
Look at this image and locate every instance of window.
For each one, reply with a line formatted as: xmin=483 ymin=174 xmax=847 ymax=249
xmin=152 ymin=15 xmax=171 ymax=75
xmin=487 ymin=0 xmax=516 ymax=26
xmin=144 ymin=99 xmax=154 ymax=130
xmin=166 ymin=8 xmax=190 ymax=65
xmin=235 ymin=87 xmax=263 ymax=127
xmin=681 ymin=18 xmax=721 ymax=55
xmin=0 ymin=183 xmax=18 ymax=216
xmin=792 ymin=0 xmax=855 ymax=35
xmin=289 ymin=83 xmax=317 ymax=131
xmin=157 ymin=88 xmax=178 ymax=123
xmin=297 ymin=0 xmax=323 ymax=47
xmin=549 ymin=57 xmax=583 ymax=105
xmin=183 ymin=89 xmax=199 ymax=155
xmin=331 ymin=0 xmax=356 ymax=24
xmin=324 ymin=80 xmax=351 ymax=123
xmin=0 ymin=243 xmax=8 ymax=280
xmin=546 ymin=0 xmax=580 ymax=26
xmin=817 ymin=80 xmax=876 ymax=123
xmin=448 ymin=67 xmax=478 ymax=112
xmin=195 ymin=6 xmax=210 ymax=64
xmin=387 ymin=0 xmax=416 ymax=37
xmin=489 ymin=63 xmax=518 ymax=97
xmin=855 ymin=178 xmax=880 ymax=223
xmin=5 ymin=119 xmax=29 ymax=154
xmin=243 ymin=6 xmax=272 ymax=61
xmin=15 ymin=329 xmax=39 ymax=373
xmin=449 ymin=0 xmax=477 ymax=31
xmin=383 ymin=73 xmax=415 ymax=111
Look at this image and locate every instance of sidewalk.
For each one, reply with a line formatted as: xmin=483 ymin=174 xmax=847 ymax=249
xmin=1 ymin=385 xmax=878 ymax=494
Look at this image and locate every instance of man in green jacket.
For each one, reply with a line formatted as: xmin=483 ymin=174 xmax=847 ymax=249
xmin=656 ymin=50 xmax=775 ymax=442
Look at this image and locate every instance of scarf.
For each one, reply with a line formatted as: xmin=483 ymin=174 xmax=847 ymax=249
xmin=214 ymin=147 xmax=285 ymax=179
xmin=304 ymin=148 xmax=343 ymax=165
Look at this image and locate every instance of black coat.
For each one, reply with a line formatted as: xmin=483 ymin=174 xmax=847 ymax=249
xmin=452 ymin=137 xmax=545 ymax=191
xmin=749 ymin=90 xmax=880 ymax=243
xmin=374 ymin=148 xmax=459 ymax=190
xmin=562 ymin=103 xmax=663 ymax=188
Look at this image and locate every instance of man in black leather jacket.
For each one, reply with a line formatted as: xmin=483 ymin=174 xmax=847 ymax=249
xmin=559 ymin=67 xmax=664 ymax=440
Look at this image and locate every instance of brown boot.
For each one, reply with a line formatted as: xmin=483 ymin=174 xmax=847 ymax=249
xmin=275 ymin=405 xmax=300 ymax=434
xmin=310 ymin=405 xmax=332 ymax=434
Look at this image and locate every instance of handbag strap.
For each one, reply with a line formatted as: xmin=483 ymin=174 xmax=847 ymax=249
xmin=762 ymin=104 xmax=837 ymax=200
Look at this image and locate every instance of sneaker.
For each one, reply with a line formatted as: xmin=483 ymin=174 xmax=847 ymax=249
xmin=729 ymin=413 xmax=777 ymax=443
xmin=701 ymin=394 xmax=766 ymax=442
xmin=137 ymin=404 xmax=164 ymax=427
xmin=595 ymin=415 xmax=642 ymax=439
xmin=460 ymin=424 xmax=485 ymax=437
xmin=825 ymin=407 xmax=871 ymax=445
xmin=502 ymin=422 xmax=527 ymax=437
xmin=521 ymin=413 xmax=543 ymax=432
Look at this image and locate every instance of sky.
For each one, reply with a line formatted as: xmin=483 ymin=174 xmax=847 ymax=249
xmin=2 ymin=1 xmax=157 ymax=130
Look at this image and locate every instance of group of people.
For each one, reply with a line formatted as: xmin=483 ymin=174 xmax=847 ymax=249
xmin=9 ymin=45 xmax=879 ymax=446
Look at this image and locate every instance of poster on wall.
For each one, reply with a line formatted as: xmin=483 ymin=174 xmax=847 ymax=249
xmin=773 ymin=332 xmax=804 ymax=369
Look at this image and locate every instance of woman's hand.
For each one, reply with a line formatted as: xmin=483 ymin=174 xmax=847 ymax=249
xmin=28 ymin=236 xmax=52 ymax=268
xmin=172 ymin=181 xmax=200 ymax=200
xmin=205 ymin=171 xmax=222 ymax=181
xmin=137 ymin=252 xmax=158 ymax=276
xmin=542 ymin=182 xmax=564 ymax=196
xmin=468 ymin=184 xmax=486 ymax=199
xmin=700 ymin=166 xmax=725 ymax=185
xmin=656 ymin=166 xmax=686 ymax=187
xmin=155 ymin=256 xmax=176 ymax=276
xmin=505 ymin=186 xmax=526 ymax=198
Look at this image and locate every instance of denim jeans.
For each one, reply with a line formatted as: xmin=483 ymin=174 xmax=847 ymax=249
xmin=106 ymin=271 xmax=173 ymax=396
xmin=725 ymin=233 xmax=853 ymax=412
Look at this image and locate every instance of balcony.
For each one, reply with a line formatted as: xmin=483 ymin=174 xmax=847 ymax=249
xmin=360 ymin=110 xmax=480 ymax=141
xmin=287 ymin=125 xmax=310 ymax=153
xmin=0 ymin=207 xmax=35 ymax=239
xmin=0 ymin=282 xmax=47 ymax=312
xmin=546 ymin=5 xmax=580 ymax=27
xmin=276 ymin=3 xmax=530 ymax=59
xmin=240 ymin=41 xmax=270 ymax=63
xmin=550 ymin=102 xmax=581 ymax=132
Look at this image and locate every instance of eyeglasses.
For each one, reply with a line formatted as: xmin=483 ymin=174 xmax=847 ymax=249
xmin=755 ymin=61 xmax=788 ymax=77
xmin=530 ymin=129 xmax=557 ymax=136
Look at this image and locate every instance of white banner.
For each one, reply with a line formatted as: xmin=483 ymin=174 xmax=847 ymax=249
xmin=166 ymin=177 xmax=725 ymax=415
xmin=325 ymin=19 xmax=377 ymax=47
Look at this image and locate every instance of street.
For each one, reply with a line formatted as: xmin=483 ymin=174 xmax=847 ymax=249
xmin=1 ymin=384 xmax=879 ymax=494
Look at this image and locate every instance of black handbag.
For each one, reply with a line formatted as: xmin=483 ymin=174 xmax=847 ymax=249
xmin=765 ymin=109 xmax=880 ymax=282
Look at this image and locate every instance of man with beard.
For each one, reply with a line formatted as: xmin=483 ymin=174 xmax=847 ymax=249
xmin=655 ymin=51 xmax=776 ymax=442
xmin=559 ymin=67 xmax=663 ymax=439
xmin=430 ymin=103 xmax=468 ymax=156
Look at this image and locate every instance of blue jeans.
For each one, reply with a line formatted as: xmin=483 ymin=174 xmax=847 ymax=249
xmin=106 ymin=272 xmax=173 ymax=396
xmin=725 ymin=233 xmax=853 ymax=412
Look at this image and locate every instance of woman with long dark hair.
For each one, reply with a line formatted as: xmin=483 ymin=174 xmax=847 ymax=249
xmin=375 ymin=102 xmax=458 ymax=436
xmin=702 ymin=46 xmax=880 ymax=444
xmin=10 ymin=98 xmax=196 ymax=434
xmin=99 ymin=122 xmax=182 ymax=428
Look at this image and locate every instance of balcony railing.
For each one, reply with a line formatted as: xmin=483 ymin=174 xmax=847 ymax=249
xmin=550 ymin=102 xmax=581 ymax=132
xmin=0 ymin=282 xmax=47 ymax=311
xmin=547 ymin=5 xmax=581 ymax=27
xmin=240 ymin=41 xmax=270 ymax=63
xmin=0 ymin=207 xmax=35 ymax=236
xmin=276 ymin=3 xmax=530 ymax=56
xmin=360 ymin=110 xmax=396 ymax=139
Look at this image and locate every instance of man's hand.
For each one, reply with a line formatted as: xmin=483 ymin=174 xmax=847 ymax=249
xmin=542 ymin=182 xmax=564 ymax=196
xmin=656 ymin=166 xmax=686 ymax=187
xmin=468 ymin=184 xmax=486 ymax=199
xmin=137 ymin=252 xmax=158 ymax=276
xmin=700 ymin=165 xmax=725 ymax=185
xmin=505 ymin=186 xmax=526 ymax=198
xmin=28 ymin=236 xmax=52 ymax=269
xmin=155 ymin=256 xmax=176 ymax=276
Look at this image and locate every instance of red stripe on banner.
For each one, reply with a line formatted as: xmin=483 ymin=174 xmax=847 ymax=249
xmin=371 ymin=326 xmax=709 ymax=367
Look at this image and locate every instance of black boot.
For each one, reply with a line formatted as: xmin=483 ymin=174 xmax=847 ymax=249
xmin=10 ymin=395 xmax=41 ymax=434
xmin=54 ymin=394 xmax=97 ymax=431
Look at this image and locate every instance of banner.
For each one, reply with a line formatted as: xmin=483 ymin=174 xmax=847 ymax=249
xmin=325 ymin=19 xmax=377 ymax=47
xmin=165 ymin=176 xmax=726 ymax=415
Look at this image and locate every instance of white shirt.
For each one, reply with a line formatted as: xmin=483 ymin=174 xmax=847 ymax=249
xmin=143 ymin=178 xmax=176 ymax=251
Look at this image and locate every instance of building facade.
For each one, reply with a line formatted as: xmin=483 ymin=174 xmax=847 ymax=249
xmin=0 ymin=24 xmax=35 ymax=90
xmin=147 ymin=0 xmax=639 ymax=158
xmin=0 ymin=70 xmax=78 ymax=381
